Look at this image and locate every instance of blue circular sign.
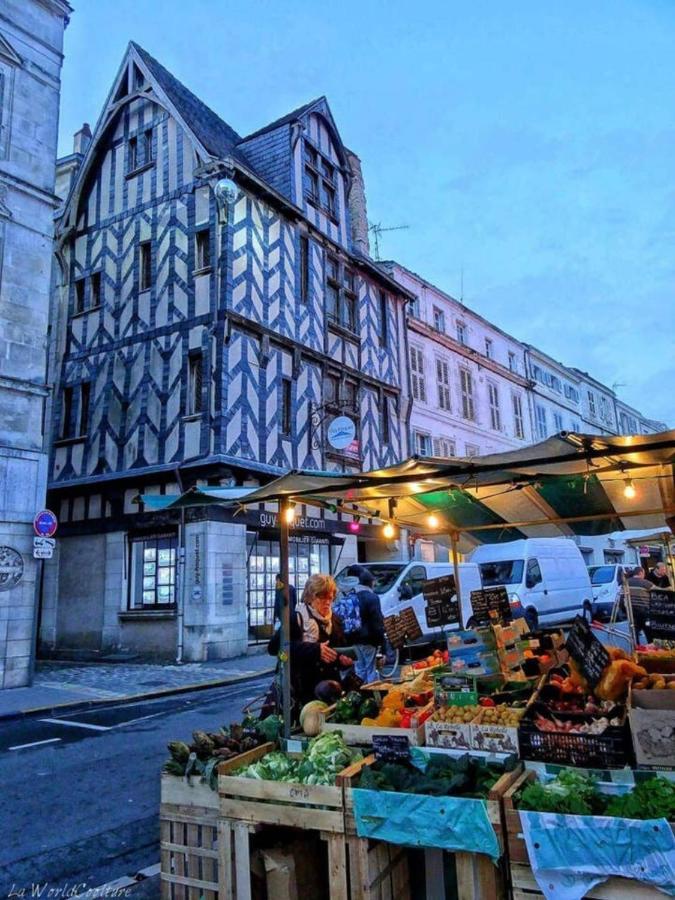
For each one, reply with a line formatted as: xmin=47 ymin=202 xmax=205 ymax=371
xmin=34 ymin=509 xmax=58 ymax=538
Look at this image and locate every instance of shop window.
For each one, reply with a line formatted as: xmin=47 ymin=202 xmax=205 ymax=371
xmin=130 ymin=534 xmax=177 ymax=608
xmin=195 ymin=227 xmax=210 ymax=271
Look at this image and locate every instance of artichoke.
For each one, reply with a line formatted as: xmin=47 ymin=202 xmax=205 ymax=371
xmin=167 ymin=741 xmax=191 ymax=764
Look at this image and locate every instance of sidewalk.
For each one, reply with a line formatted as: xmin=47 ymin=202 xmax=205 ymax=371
xmin=0 ymin=649 xmax=275 ymax=721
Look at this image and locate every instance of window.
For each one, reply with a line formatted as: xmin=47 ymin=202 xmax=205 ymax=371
xmin=325 ymin=374 xmax=339 ymax=406
xmin=599 ymin=396 xmax=611 ymax=423
xmin=553 ymin=412 xmax=564 ymax=432
xmin=564 ymin=384 xmax=579 ymax=403
xmin=128 ymin=136 xmax=138 ymax=172
xmin=549 ymin=374 xmax=562 ymax=393
xmin=379 ymin=291 xmax=389 ymax=348
xmin=410 ymin=346 xmax=426 ymax=402
xmin=304 ymin=141 xmax=338 ymax=219
xmin=381 ymin=398 xmax=390 ymax=444
xmin=436 ymin=358 xmax=451 ymax=410
xmin=433 ymin=437 xmax=456 ymax=457
xmin=508 ymin=351 xmax=517 ymax=373
xmin=143 ymin=128 xmax=153 ymax=164
xmin=90 ymin=272 xmax=101 ymax=308
xmin=531 ymin=364 xmax=543 ymax=383
xmin=299 ymin=235 xmax=309 ymax=303
xmin=526 ymin=558 xmax=542 ymax=588
xmin=325 ymin=256 xmax=357 ymax=332
xmin=484 ymin=338 xmax=493 ymax=359
xmin=187 ymin=351 xmax=203 ymax=415
xmin=61 ymin=386 xmax=74 ymax=439
xmin=139 ymin=241 xmax=152 ymax=291
xmin=415 ymin=431 xmax=432 ymax=456
xmin=488 ymin=382 xmax=501 ymax=430
xmin=432 ymin=307 xmax=445 ymax=332
xmin=342 ymin=381 xmax=357 ymax=410
xmin=130 ymin=534 xmax=177 ymax=608
xmin=465 ymin=444 xmax=479 ymax=457
xmin=195 ymin=228 xmax=210 ymax=271
xmin=281 ymin=378 xmax=292 ymax=435
xmin=408 ymin=295 xmax=420 ymax=318
xmin=571 ymin=420 xmax=580 ymax=432
xmin=512 ymin=393 xmax=525 ymax=439
xmin=79 ymin=382 xmax=90 ymax=436
xmin=459 ymin=368 xmax=474 ymax=420
xmin=587 ymin=391 xmax=596 ymax=417
xmin=535 ymin=403 xmax=547 ymax=440
xmin=456 ymin=321 xmax=467 ymax=345
xmin=75 ymin=279 xmax=85 ymax=314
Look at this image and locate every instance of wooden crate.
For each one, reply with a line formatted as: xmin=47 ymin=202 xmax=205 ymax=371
xmin=339 ymin=754 xmax=520 ymax=900
xmin=159 ymin=743 xmax=273 ymax=900
xmin=503 ymin=770 xmax=674 ymax=898
xmin=321 ymin=702 xmax=432 ymax=747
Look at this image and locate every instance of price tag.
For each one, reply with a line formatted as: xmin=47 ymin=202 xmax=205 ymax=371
xmin=383 ymin=608 xmax=422 ymax=649
xmin=372 ymin=734 xmax=411 ymax=763
xmin=565 ymin=616 xmax=610 ymax=688
xmin=447 ymin=690 xmax=479 ymax=706
xmin=422 ymin=575 xmax=460 ymax=628
xmin=470 ymin=587 xmax=512 ymax=625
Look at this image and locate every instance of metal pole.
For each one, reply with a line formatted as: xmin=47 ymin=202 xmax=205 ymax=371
xmin=450 ymin=530 xmax=463 ymax=626
xmin=279 ymin=499 xmax=292 ymax=740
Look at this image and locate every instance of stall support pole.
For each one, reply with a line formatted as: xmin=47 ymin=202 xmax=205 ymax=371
xmin=279 ymin=499 xmax=292 ymax=740
xmin=450 ymin=530 xmax=462 ymax=619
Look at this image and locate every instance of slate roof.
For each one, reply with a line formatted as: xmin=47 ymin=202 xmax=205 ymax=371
xmin=131 ymin=42 xmax=243 ymax=159
xmin=239 ymin=97 xmax=325 ymax=143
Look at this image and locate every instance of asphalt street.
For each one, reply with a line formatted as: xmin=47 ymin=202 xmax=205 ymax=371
xmin=0 ymin=675 xmax=271 ymax=899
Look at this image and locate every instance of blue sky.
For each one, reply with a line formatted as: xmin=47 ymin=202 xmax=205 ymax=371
xmin=58 ymin=0 xmax=675 ymax=425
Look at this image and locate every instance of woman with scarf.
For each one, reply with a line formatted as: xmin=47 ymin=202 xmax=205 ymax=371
xmin=289 ymin=573 xmax=353 ymax=706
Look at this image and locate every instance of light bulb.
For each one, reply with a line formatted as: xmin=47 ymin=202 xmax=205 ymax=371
xmin=623 ymin=479 xmax=636 ymax=499
xmin=383 ymin=523 xmax=396 ymax=540
xmin=283 ymin=504 xmax=296 ymax=524
xmin=427 ymin=513 xmax=440 ymax=529
xmin=349 ymin=520 xmax=361 ymax=534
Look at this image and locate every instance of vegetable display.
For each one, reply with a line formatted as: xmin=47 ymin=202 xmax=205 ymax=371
xmin=329 ymin=687 xmax=432 ymax=728
xmin=236 ymin=732 xmax=362 ymax=786
xmin=358 ymin=752 xmax=518 ymax=798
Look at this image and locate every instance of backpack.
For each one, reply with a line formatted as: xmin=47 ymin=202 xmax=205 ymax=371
xmin=333 ymin=587 xmax=362 ymax=637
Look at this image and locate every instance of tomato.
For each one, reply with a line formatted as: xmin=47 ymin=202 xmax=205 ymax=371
xmin=479 ymin=697 xmax=496 ymax=707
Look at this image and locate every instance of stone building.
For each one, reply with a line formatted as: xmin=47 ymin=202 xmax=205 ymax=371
xmin=41 ymin=43 xmax=411 ymax=662
xmin=0 ymin=0 xmax=71 ymax=688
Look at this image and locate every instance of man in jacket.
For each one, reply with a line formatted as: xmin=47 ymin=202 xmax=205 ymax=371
xmin=627 ymin=566 xmax=653 ymax=643
xmin=344 ymin=564 xmax=385 ymax=684
xmin=647 ymin=562 xmax=671 ymax=589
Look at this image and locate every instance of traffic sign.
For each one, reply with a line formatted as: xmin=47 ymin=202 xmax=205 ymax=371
xmin=33 ymin=536 xmax=56 ymax=559
xmin=33 ymin=509 xmax=58 ymax=538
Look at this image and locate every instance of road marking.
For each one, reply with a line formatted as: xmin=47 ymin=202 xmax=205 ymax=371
xmin=9 ymin=737 xmax=62 ymax=751
xmin=40 ymin=717 xmax=112 ymax=731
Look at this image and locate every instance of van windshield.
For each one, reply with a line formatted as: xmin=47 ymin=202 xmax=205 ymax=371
xmin=588 ymin=566 xmax=616 ymax=585
xmin=479 ymin=560 xmax=524 ymax=586
xmin=336 ymin=564 xmax=406 ymax=595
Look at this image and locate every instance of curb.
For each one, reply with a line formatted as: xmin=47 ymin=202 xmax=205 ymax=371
xmin=0 ymin=666 xmax=275 ymax=724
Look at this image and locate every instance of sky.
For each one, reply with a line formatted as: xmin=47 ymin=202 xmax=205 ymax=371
xmin=58 ymin=0 xmax=675 ymax=425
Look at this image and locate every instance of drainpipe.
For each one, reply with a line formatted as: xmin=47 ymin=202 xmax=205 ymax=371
xmin=523 ymin=346 xmax=537 ymax=441
xmin=174 ymin=466 xmax=187 ymax=665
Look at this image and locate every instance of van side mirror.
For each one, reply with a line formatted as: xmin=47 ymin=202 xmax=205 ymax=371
xmin=399 ymin=584 xmax=413 ymax=601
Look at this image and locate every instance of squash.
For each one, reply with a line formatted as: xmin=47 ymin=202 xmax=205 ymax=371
xmin=299 ymin=700 xmax=329 ymax=736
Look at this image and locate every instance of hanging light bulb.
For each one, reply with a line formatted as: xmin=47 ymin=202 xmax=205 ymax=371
xmin=623 ymin=478 xmax=636 ymax=499
xmin=383 ymin=522 xmax=396 ymax=540
xmin=427 ymin=512 xmax=440 ymax=529
xmin=283 ymin=503 xmax=296 ymax=524
xmin=349 ymin=518 xmax=361 ymax=534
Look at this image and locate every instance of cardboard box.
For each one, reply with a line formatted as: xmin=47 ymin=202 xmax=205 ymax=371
xmin=629 ymin=677 xmax=675 ymax=769
xmin=425 ymin=718 xmax=474 ymax=750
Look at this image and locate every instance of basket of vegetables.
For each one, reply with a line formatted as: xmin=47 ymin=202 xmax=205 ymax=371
xmin=320 ymin=687 xmax=433 ymax=745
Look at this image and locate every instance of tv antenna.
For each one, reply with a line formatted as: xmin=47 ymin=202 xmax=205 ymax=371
xmin=368 ymin=221 xmax=409 ymax=260
xmin=611 ymin=381 xmax=626 ymax=394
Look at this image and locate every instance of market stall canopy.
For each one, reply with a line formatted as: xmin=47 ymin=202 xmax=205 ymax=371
xmin=140 ymin=486 xmax=257 ymax=510
xmin=230 ymin=431 xmax=675 ymax=553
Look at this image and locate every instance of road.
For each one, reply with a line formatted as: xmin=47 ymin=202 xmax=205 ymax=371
xmin=0 ymin=675 xmax=270 ymax=899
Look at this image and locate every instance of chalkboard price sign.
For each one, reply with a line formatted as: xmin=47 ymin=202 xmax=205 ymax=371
xmin=565 ymin=616 xmax=610 ymax=687
xmin=649 ymin=590 xmax=675 ymax=639
xmin=372 ymin=734 xmax=411 ymax=763
xmin=383 ymin=607 xmax=423 ymax=649
xmin=422 ymin=574 xmax=460 ymax=628
xmin=469 ymin=587 xmax=512 ymax=625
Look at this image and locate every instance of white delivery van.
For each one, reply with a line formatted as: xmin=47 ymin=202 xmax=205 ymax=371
xmin=335 ymin=560 xmax=483 ymax=639
xmin=469 ymin=538 xmax=593 ymax=630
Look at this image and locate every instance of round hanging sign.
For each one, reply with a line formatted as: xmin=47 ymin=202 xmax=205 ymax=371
xmin=327 ymin=416 xmax=357 ymax=451
xmin=0 ymin=546 xmax=24 ymax=591
xmin=33 ymin=509 xmax=58 ymax=538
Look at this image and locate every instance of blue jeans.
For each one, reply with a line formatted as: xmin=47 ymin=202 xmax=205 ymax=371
xmin=354 ymin=644 xmax=378 ymax=684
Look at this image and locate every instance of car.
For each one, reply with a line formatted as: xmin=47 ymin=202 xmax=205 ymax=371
xmin=469 ymin=538 xmax=594 ymax=630
xmin=588 ymin=564 xmax=626 ymax=621
xmin=334 ymin=560 xmax=483 ymax=639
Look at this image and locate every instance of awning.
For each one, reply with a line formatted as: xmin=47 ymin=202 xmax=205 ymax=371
xmin=230 ymin=431 xmax=675 ymax=554
xmin=139 ymin=486 xmax=258 ymax=511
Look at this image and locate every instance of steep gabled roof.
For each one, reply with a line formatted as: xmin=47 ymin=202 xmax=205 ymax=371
xmin=239 ymin=97 xmax=325 ymax=143
xmin=131 ymin=42 xmax=243 ymax=159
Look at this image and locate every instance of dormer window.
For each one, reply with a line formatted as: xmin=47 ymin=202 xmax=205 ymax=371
xmin=304 ymin=141 xmax=338 ymax=220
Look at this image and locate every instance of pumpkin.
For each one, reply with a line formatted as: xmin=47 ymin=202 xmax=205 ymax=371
xmin=299 ymin=700 xmax=329 ymax=736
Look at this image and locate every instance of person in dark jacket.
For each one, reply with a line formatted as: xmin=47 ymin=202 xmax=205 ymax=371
xmin=273 ymin=573 xmax=297 ymax=623
xmin=286 ymin=574 xmax=353 ymax=706
xmin=628 ymin=566 xmax=653 ymax=643
xmin=647 ymin=562 xmax=671 ymax=589
xmin=344 ymin=564 xmax=385 ymax=684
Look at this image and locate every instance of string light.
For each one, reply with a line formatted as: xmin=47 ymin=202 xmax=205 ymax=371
xmin=623 ymin=478 xmax=636 ymax=499
xmin=427 ymin=512 xmax=440 ymax=529
xmin=383 ymin=522 xmax=396 ymax=539
xmin=283 ymin=503 xmax=296 ymax=524
xmin=349 ymin=519 xmax=361 ymax=534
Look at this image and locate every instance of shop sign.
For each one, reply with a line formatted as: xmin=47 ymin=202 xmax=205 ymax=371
xmin=326 ymin=416 xmax=356 ymax=450
xmin=0 ymin=546 xmax=24 ymax=591
xmin=33 ymin=536 xmax=56 ymax=559
xmin=649 ymin=589 xmax=675 ymax=639
xmin=191 ymin=533 xmax=203 ymax=602
xmin=290 ymin=534 xmax=331 ymax=546
xmin=258 ymin=511 xmax=327 ymax=532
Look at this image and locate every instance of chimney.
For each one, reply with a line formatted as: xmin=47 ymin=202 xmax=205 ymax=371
xmin=73 ymin=122 xmax=92 ymax=156
xmin=345 ymin=148 xmax=370 ymax=256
